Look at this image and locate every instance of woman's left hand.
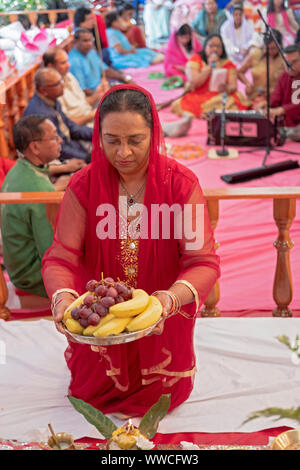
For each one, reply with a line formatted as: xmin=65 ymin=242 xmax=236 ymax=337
xmin=149 ymin=291 xmax=173 ymax=336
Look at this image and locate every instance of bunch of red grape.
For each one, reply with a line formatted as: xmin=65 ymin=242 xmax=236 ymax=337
xmin=71 ymin=277 xmax=132 ymax=328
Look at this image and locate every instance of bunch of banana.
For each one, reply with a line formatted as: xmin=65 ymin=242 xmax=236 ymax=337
xmin=63 ymin=285 xmax=163 ymax=337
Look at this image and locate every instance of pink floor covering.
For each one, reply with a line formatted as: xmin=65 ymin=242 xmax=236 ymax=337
xmin=128 ymin=64 xmax=300 ymax=316
xmin=8 ymin=63 xmax=300 ymax=319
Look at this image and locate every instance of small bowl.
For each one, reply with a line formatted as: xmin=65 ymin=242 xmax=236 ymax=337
xmin=270 ymin=429 xmax=300 ymax=450
xmin=48 ymin=432 xmax=75 ymax=450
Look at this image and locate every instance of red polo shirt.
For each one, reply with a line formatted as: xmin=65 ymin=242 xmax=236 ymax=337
xmin=271 ymin=71 xmax=300 ymax=127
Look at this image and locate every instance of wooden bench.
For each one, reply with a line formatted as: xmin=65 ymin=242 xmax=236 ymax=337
xmin=0 ymin=187 xmax=299 ymax=320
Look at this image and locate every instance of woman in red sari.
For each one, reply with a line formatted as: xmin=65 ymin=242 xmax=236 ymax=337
xmin=42 ymin=84 xmax=220 ymax=418
xmin=171 ymin=33 xmax=250 ymax=117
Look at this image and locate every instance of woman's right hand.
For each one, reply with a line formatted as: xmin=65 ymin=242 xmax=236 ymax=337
xmin=52 ymin=293 xmax=78 ymax=340
xmin=207 ymin=52 xmax=218 ymax=68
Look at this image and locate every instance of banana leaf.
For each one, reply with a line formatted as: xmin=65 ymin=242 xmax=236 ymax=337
xmin=68 ymin=396 xmax=117 ymax=439
xmin=138 ymin=394 xmax=171 ymax=439
xmin=242 ymin=406 xmax=300 ymax=426
xmin=276 ymin=334 xmax=299 ymax=351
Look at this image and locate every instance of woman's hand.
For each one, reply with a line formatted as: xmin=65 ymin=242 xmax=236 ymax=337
xmin=52 ymin=292 xmax=79 ymax=342
xmin=149 ymin=291 xmax=173 ymax=336
xmin=207 ymin=52 xmax=218 ymax=68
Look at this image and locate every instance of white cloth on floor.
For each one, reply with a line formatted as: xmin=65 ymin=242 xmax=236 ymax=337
xmin=0 ymin=317 xmax=299 ymax=441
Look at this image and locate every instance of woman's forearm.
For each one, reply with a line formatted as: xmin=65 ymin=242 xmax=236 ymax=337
xmin=187 ymin=65 xmax=211 ymax=89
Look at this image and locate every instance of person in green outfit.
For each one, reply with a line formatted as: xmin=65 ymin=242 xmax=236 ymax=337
xmin=1 ymin=115 xmax=70 ymax=309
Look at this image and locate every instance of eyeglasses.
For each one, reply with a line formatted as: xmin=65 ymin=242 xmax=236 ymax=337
xmin=44 ymin=79 xmax=64 ymax=87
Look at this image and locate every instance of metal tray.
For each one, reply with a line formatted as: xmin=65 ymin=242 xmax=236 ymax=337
xmin=62 ymin=320 xmax=160 ymax=345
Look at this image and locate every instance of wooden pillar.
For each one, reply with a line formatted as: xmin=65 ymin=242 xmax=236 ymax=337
xmin=48 ymin=11 xmax=58 ymax=28
xmin=0 ymin=103 xmax=9 ymax=158
xmin=201 ymin=199 xmax=221 ymax=317
xmin=5 ymin=87 xmax=15 ymax=152
xmin=272 ymin=197 xmax=296 ymax=317
xmin=15 ymin=76 xmax=27 ymax=118
xmin=26 ymin=69 xmax=36 ymax=102
xmin=0 ymin=264 xmax=10 ymax=320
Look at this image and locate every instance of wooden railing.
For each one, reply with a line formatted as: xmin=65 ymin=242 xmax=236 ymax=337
xmin=0 ymin=187 xmax=299 ymax=320
xmin=0 ymin=9 xmax=75 ymax=159
xmin=0 ymin=9 xmax=75 ymax=29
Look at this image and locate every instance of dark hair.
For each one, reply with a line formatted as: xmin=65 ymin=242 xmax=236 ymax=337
xmin=74 ymin=27 xmax=93 ymax=41
xmin=99 ymin=89 xmax=153 ymax=130
xmin=201 ymin=33 xmax=227 ymax=62
xmin=118 ymin=2 xmax=134 ymax=15
xmin=233 ymin=3 xmax=244 ymax=12
xmin=263 ymin=28 xmax=283 ymax=46
xmin=295 ymin=28 xmax=300 ymax=45
xmin=284 ymin=43 xmax=300 ymax=54
xmin=105 ymin=11 xmax=120 ymax=28
xmin=176 ymin=24 xmax=193 ymax=52
xmin=74 ymin=6 xmax=91 ymax=27
xmin=43 ymin=46 xmax=61 ymax=66
xmin=267 ymin=0 xmax=286 ymax=13
xmin=13 ymin=115 xmax=48 ymax=152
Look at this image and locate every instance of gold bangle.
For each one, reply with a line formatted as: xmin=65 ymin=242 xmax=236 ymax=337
xmin=51 ymin=288 xmax=79 ymax=311
xmin=152 ymin=290 xmax=181 ymax=317
xmin=171 ymin=280 xmax=199 ymax=318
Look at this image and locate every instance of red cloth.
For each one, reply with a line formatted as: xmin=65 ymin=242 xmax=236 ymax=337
xmin=126 ymin=25 xmax=146 ymax=48
xmin=94 ymin=13 xmax=108 ymax=49
xmin=42 ymin=84 xmax=220 ymax=417
xmin=271 ymin=71 xmax=300 ymax=127
xmin=0 ymin=158 xmax=15 ymax=188
xmin=76 ymin=426 xmax=293 ymax=448
xmin=164 ymin=30 xmax=202 ymax=80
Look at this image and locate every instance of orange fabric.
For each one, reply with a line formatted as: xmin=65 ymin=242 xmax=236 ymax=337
xmin=180 ymin=54 xmax=248 ymax=117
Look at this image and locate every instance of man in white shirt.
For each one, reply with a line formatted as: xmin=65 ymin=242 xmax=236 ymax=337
xmin=43 ymin=46 xmax=193 ymax=138
xmin=220 ymin=4 xmax=254 ymax=65
xmin=43 ymin=46 xmax=108 ymax=126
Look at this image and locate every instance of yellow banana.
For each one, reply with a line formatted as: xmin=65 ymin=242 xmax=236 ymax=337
xmin=93 ymin=317 xmax=131 ymax=337
xmin=63 ymin=291 xmax=92 ymax=322
xmin=109 ymin=289 xmax=150 ymax=318
xmin=83 ymin=313 xmax=115 ymax=336
xmin=126 ymin=296 xmax=163 ymax=332
xmin=65 ymin=318 xmax=85 ymax=335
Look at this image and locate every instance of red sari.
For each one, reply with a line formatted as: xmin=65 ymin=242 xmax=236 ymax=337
xmin=42 ymin=84 xmax=220 ymax=417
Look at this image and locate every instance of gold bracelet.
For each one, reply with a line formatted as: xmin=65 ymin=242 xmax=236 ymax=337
xmin=152 ymin=290 xmax=181 ymax=317
xmin=51 ymin=288 xmax=79 ymax=311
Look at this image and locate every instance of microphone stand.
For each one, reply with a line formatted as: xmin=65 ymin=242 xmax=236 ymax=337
xmin=221 ymin=9 xmax=300 ymax=184
xmin=217 ymin=92 xmax=229 ymax=156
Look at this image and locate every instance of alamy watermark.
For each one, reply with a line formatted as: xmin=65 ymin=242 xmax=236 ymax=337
xmin=291 ymin=80 xmax=300 ymax=104
xmin=96 ymin=197 xmax=205 ymax=250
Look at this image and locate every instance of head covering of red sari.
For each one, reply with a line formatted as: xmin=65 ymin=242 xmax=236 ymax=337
xmin=69 ymin=83 xmax=197 ymax=296
xmin=45 ymin=84 xmax=200 ymax=415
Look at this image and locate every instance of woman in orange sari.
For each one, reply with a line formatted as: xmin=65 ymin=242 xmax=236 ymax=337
xmin=171 ymin=33 xmax=250 ymax=117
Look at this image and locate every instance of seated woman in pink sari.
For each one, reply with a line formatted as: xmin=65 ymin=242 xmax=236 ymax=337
xmin=164 ymin=24 xmax=202 ymax=81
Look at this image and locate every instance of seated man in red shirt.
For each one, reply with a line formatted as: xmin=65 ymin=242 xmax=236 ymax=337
xmin=270 ymin=43 xmax=300 ymax=141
